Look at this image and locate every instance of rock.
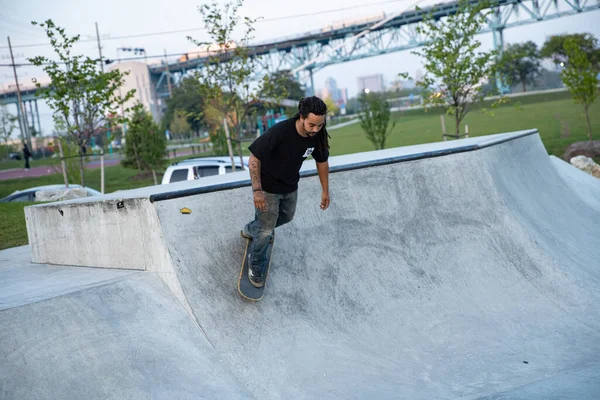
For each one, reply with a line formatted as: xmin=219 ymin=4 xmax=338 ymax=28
xmin=570 ymin=155 xmax=600 ymax=178
xmin=35 ymin=188 xmax=88 ymax=202
xmin=563 ymin=141 xmax=600 ymax=162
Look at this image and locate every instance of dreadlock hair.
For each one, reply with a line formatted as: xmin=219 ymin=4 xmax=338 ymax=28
xmin=293 ymin=96 xmax=330 ymax=151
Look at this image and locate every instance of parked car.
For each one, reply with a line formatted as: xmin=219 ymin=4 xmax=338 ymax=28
xmin=0 ymin=184 xmax=101 ymax=202
xmin=9 ymin=152 xmax=21 ymax=160
xmin=161 ymin=156 xmax=249 ymax=185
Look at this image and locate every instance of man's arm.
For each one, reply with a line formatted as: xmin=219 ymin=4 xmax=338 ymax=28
xmin=316 ymin=161 xmax=330 ymax=210
xmin=249 ymin=153 xmax=267 ymax=211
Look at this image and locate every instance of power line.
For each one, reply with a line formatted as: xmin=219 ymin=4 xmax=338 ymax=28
xmin=0 ymin=0 xmax=414 ymax=50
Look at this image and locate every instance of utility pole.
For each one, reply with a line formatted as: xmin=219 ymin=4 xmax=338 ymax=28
xmin=164 ymin=49 xmax=172 ymax=98
xmin=95 ymin=22 xmax=105 ymax=73
xmin=7 ymin=36 xmax=31 ymax=149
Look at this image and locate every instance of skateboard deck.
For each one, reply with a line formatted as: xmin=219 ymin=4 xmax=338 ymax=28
xmin=238 ymin=237 xmax=274 ymax=301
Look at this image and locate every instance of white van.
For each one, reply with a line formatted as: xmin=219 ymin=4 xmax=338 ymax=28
xmin=161 ymin=157 xmax=249 ymax=185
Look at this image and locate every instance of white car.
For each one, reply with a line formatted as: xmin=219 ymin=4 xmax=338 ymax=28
xmin=161 ymin=157 xmax=249 ymax=185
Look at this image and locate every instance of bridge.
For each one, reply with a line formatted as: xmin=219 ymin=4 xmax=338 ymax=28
xmin=1 ymin=0 xmax=599 ymax=120
xmin=149 ymin=0 xmax=600 ymax=97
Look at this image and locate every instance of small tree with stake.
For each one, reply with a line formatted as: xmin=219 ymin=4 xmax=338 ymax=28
xmin=358 ymin=93 xmax=396 ymax=150
xmin=29 ymin=19 xmax=135 ymax=187
xmin=561 ymin=38 xmax=599 ymax=142
xmin=409 ymin=0 xmax=500 ymax=138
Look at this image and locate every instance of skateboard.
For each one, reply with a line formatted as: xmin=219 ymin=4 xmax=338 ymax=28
xmin=238 ymin=236 xmax=274 ymax=301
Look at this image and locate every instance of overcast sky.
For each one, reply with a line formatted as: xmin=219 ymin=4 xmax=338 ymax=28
xmin=0 ymin=0 xmax=598 ymax=134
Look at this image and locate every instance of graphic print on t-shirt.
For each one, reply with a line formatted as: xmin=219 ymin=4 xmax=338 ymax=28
xmin=302 ymin=147 xmax=314 ymax=158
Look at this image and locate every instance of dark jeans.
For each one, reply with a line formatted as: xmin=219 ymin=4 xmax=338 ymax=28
xmin=24 ymin=157 xmax=30 ymax=169
xmin=244 ymin=190 xmax=298 ymax=274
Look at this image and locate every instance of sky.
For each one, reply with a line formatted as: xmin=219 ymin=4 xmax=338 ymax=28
xmin=0 ymin=0 xmax=599 ymax=136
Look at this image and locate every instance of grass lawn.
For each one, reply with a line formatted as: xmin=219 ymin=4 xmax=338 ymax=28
xmin=329 ymin=93 xmax=600 ymax=158
xmin=0 ymin=202 xmax=35 ymax=250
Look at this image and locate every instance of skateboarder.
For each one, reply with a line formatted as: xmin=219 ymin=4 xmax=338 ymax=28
xmin=242 ymin=96 xmax=331 ymax=288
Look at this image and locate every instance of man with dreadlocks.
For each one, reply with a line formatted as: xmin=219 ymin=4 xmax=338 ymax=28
xmin=241 ymin=96 xmax=330 ymax=288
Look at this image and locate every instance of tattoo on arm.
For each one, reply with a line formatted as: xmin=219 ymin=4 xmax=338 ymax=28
xmin=249 ymin=155 xmax=262 ymax=191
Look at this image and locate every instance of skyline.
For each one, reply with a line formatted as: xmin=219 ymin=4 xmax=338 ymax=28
xmin=1 ymin=0 xmax=599 ymax=135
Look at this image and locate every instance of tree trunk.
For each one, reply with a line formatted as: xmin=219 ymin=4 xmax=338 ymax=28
xmin=223 ymin=118 xmax=236 ymax=172
xmin=522 ymin=80 xmax=527 ymax=93
xmin=584 ymin=104 xmax=593 ymax=141
xmin=237 ymin=127 xmax=244 ymax=169
xmin=79 ymin=152 xmax=85 ymax=187
xmin=132 ymin=141 xmax=142 ymax=171
xmin=152 ymin=169 xmax=157 ymax=185
xmin=57 ymin=138 xmax=69 ymax=188
xmin=455 ymin=116 xmax=460 ymax=138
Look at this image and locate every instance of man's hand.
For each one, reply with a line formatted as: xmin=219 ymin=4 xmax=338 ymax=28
xmin=320 ymin=191 xmax=330 ymax=210
xmin=316 ymin=161 xmax=329 ymax=211
xmin=254 ymin=191 xmax=268 ymax=212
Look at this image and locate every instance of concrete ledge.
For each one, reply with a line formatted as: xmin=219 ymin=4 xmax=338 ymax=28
xmin=150 ymin=130 xmax=538 ymax=202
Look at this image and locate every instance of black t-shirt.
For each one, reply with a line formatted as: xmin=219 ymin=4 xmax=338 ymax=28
xmin=248 ymin=118 xmax=329 ymax=194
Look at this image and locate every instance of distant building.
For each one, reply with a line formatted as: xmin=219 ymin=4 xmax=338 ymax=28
xmin=320 ymin=77 xmax=348 ymax=105
xmin=357 ymin=74 xmax=385 ymax=93
xmin=108 ymin=62 xmax=161 ymax=122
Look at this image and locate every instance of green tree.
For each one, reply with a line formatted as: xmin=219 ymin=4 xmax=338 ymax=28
xmin=561 ymin=38 xmax=599 ymax=141
xmin=122 ymin=107 xmax=167 ymax=184
xmin=408 ymin=0 xmax=499 ymax=137
xmin=188 ymin=0 xmax=281 ymax=170
xmin=262 ymin=70 xmax=305 ymax=100
xmin=497 ymin=41 xmax=541 ymax=92
xmin=358 ymin=93 xmax=396 ymax=150
xmin=541 ymin=33 xmax=600 ymax=69
xmin=162 ymin=76 xmax=205 ymax=136
xmin=29 ymin=19 xmax=134 ymax=187
xmin=169 ymin=111 xmax=192 ymax=140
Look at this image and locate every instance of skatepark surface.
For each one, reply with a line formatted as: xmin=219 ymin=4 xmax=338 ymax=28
xmin=1 ymin=130 xmax=599 ymax=399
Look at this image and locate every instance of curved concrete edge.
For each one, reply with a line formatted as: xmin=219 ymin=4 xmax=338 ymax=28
xmin=149 ymin=130 xmax=538 ymax=202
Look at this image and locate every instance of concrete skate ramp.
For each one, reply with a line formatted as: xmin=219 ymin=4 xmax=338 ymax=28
xmin=150 ymin=132 xmax=600 ymax=398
